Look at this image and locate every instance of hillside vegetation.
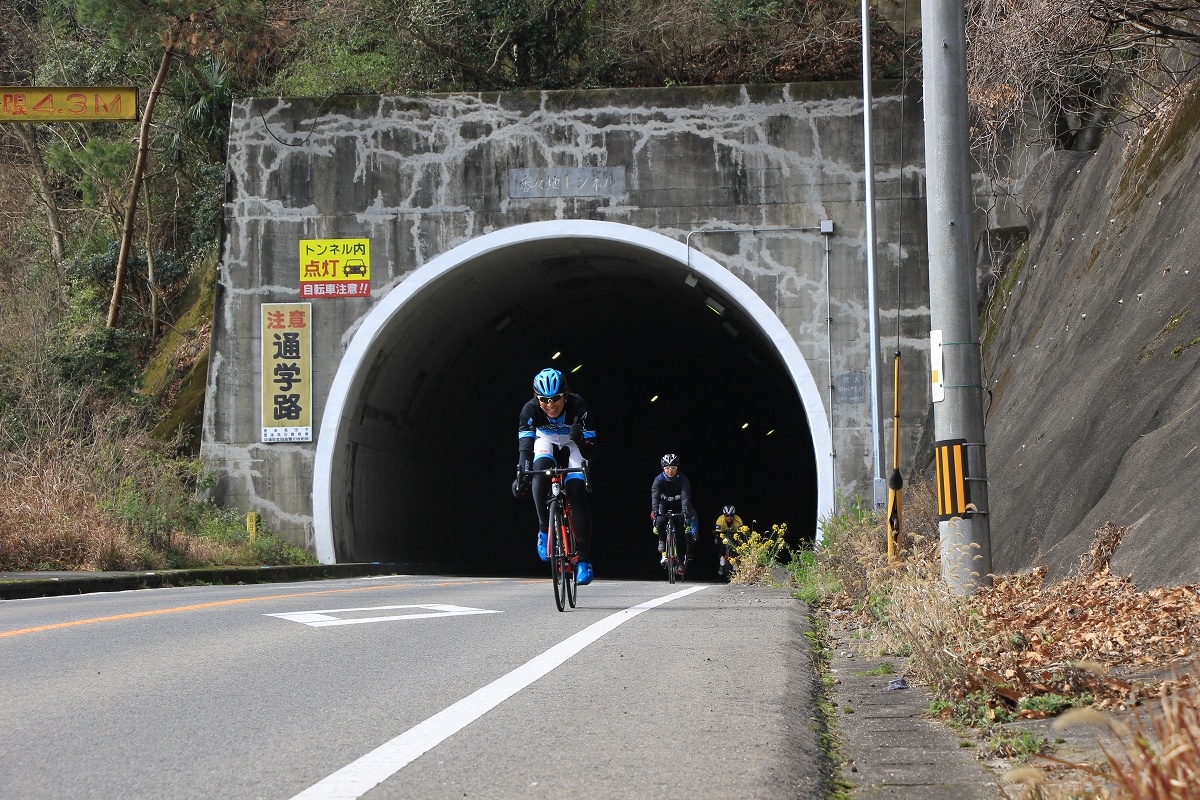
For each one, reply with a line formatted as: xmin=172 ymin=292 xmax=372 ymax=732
xmin=1 ymin=0 xmax=1198 ymax=569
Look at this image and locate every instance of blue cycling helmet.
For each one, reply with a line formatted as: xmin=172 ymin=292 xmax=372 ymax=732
xmin=532 ymin=368 xmax=564 ymax=398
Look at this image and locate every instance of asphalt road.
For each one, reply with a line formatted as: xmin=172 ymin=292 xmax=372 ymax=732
xmin=1 ymin=575 xmax=825 ymax=799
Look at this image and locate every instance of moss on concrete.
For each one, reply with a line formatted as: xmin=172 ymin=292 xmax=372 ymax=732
xmin=142 ymin=249 xmax=217 ymax=453
xmin=1116 ymin=82 xmax=1200 ymax=213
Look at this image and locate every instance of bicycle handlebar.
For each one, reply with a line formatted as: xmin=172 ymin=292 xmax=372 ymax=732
xmin=520 ymin=466 xmax=587 ymax=477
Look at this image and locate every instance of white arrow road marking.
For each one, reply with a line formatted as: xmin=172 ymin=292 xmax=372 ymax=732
xmin=289 ymin=584 xmax=708 ymax=800
xmin=265 ymin=604 xmax=501 ymax=627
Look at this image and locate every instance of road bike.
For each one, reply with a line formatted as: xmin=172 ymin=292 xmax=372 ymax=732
xmin=658 ymin=510 xmax=691 ymax=584
xmin=524 ymin=464 xmax=588 ymax=611
xmin=715 ymin=526 xmax=737 ymax=580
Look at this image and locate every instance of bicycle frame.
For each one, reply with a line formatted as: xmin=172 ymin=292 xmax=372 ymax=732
xmin=524 ymin=464 xmax=587 ymax=610
xmin=660 ymin=510 xmax=689 ymax=584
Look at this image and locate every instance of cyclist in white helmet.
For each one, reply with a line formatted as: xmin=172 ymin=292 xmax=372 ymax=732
xmin=512 ymin=367 xmax=596 ymax=585
xmin=650 ymin=453 xmax=699 ymax=569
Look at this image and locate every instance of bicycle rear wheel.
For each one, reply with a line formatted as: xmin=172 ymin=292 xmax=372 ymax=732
xmin=549 ymin=501 xmax=567 ymax=611
xmin=665 ymin=524 xmax=677 ymax=585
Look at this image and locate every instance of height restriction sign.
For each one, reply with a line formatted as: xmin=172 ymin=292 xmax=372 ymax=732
xmin=262 ymin=303 xmax=312 ymax=442
xmin=299 ymin=238 xmax=371 ymax=298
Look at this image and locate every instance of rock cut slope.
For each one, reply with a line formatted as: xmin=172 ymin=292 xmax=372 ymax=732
xmin=982 ymin=85 xmax=1200 ymax=587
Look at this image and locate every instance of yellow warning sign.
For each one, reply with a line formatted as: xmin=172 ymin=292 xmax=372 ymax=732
xmin=299 ymin=238 xmax=371 ymax=298
xmin=261 ymin=303 xmax=312 ymax=442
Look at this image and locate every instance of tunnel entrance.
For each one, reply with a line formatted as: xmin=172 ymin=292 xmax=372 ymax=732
xmin=314 ymin=222 xmax=833 ymax=579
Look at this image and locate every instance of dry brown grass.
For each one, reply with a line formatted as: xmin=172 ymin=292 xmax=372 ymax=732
xmin=0 ymin=270 xmax=311 ymax=571
xmin=0 ymin=441 xmax=146 ymax=570
xmin=813 ymin=477 xmax=1200 ymax=799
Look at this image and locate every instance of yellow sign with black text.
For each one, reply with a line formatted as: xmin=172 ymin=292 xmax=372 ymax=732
xmin=261 ymin=303 xmax=312 ymax=443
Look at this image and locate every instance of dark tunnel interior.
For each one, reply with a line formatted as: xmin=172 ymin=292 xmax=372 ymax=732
xmin=336 ymin=236 xmax=819 ymax=581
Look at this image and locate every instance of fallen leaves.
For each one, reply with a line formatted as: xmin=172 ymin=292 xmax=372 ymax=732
xmin=966 ymin=563 xmax=1200 ymax=709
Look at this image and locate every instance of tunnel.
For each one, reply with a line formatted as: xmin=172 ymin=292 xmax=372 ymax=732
xmin=313 ymin=222 xmax=833 ymax=580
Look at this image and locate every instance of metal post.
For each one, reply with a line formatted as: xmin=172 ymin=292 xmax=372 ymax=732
xmin=920 ymin=0 xmax=993 ymax=593
xmin=861 ymin=0 xmax=885 ymax=507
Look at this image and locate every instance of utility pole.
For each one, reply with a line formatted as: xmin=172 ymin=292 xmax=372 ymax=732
xmin=861 ymin=0 xmax=884 ymax=508
xmin=920 ymin=0 xmax=993 ymax=593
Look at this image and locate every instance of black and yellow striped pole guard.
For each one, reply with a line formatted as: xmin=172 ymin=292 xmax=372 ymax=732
xmin=934 ymin=439 xmax=971 ymax=520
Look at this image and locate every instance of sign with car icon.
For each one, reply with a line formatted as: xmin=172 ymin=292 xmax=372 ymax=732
xmin=299 ymin=238 xmax=371 ymax=298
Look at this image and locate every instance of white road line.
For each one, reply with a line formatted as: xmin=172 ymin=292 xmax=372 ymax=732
xmin=289 ymin=585 xmax=708 ymax=800
xmin=265 ymin=604 xmax=501 ymax=627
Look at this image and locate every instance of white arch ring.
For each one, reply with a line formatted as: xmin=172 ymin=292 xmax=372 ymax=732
xmin=312 ymin=220 xmax=833 ymax=563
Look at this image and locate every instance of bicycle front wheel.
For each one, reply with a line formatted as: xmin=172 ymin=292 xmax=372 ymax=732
xmin=564 ymin=508 xmax=578 ymax=608
xmin=550 ymin=501 xmax=567 ymax=612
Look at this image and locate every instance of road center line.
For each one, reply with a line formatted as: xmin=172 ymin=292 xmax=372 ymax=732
xmin=289 ymin=585 xmax=708 ymax=800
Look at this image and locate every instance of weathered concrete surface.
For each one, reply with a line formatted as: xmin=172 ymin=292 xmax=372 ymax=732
xmin=828 ymin=620 xmax=998 ymax=799
xmin=204 ymin=80 xmax=1049 ymax=564
xmin=205 ymin=82 xmax=945 ymax=557
xmin=982 ymin=86 xmax=1200 ymax=586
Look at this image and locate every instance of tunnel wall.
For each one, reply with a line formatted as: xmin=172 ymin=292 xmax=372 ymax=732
xmin=203 ymin=82 xmax=947 ymax=553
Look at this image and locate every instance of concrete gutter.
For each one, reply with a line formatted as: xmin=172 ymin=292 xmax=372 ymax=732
xmin=0 ymin=563 xmax=409 ymax=601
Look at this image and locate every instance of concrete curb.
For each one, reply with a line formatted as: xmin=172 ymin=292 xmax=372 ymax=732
xmin=0 ymin=563 xmax=407 ymax=600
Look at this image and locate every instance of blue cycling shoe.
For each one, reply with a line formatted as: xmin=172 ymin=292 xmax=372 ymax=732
xmin=536 ymin=532 xmax=548 ymax=562
xmin=576 ymin=561 xmax=593 ymax=585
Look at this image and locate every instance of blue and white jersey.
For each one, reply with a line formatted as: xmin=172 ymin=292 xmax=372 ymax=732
xmin=517 ymin=393 xmax=595 ymax=478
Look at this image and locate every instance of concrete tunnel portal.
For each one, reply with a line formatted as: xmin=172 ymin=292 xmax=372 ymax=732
xmin=314 ymin=222 xmax=833 ymax=580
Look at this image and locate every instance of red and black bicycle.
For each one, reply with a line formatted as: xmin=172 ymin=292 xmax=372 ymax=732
xmin=524 ymin=464 xmax=588 ymax=611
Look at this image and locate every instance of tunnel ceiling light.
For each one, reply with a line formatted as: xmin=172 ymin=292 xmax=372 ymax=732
xmin=571 ymin=364 xmax=583 ymax=373
xmin=494 ymin=315 xmax=513 ymax=332
xmin=722 ymin=321 xmax=738 ymax=338
xmin=551 ymin=351 xmax=561 ymax=360
xmin=766 ymin=429 xmax=775 ymax=436
xmin=684 ymin=273 xmax=700 ymax=288
xmin=705 ymin=297 xmax=725 ymax=315
xmin=650 ymin=395 xmax=659 ymax=402
xmin=741 ymin=422 xmax=749 ymax=429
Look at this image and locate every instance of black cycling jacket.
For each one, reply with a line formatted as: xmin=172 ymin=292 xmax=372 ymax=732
xmin=651 ymin=472 xmax=694 ymax=517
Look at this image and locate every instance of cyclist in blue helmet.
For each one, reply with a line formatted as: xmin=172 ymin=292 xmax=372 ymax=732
xmin=651 ymin=453 xmax=699 ymax=571
xmin=512 ymin=367 xmax=597 ymax=584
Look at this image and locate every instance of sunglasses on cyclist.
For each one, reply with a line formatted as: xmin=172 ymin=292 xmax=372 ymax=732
xmin=537 ymin=393 xmax=565 ymax=404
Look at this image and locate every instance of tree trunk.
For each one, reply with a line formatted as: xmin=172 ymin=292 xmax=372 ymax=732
xmin=144 ymin=181 xmax=159 ymax=340
xmin=12 ymin=123 xmax=67 ymax=274
xmin=106 ymin=21 xmax=181 ymax=329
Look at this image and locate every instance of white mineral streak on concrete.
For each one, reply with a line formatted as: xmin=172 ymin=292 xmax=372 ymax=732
xmin=199 ymin=443 xmax=317 ymax=531
xmin=211 ymin=86 xmax=933 ymax=550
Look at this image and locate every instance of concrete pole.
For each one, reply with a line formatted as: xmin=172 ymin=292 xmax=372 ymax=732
xmin=920 ymin=0 xmax=993 ymax=592
xmin=861 ymin=0 xmax=885 ymax=507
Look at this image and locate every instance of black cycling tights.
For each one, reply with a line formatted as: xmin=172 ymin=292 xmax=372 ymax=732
xmin=532 ymin=470 xmax=592 ymax=562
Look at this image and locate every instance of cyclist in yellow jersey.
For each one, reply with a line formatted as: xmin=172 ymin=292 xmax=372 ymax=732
xmin=714 ymin=505 xmax=744 ymax=578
